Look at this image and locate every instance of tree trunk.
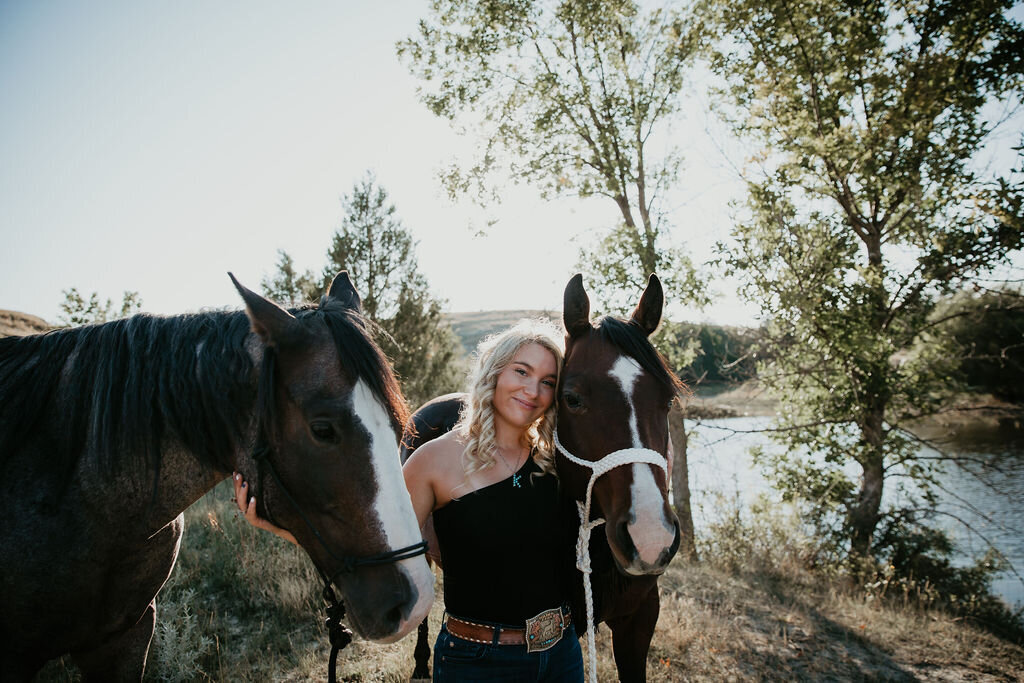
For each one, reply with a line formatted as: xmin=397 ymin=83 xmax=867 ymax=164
xmin=849 ymin=405 xmax=886 ymax=558
xmin=848 ymin=242 xmax=889 ymax=559
xmin=668 ymin=401 xmax=697 ymax=561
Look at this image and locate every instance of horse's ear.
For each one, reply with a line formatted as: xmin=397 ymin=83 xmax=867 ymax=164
xmin=326 ymin=271 xmax=362 ymax=312
xmin=630 ymin=273 xmax=663 ymax=337
xmin=229 ymin=272 xmax=297 ymax=346
xmin=563 ymin=273 xmax=591 ymax=338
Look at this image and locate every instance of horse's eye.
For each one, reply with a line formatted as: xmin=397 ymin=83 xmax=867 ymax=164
xmin=563 ymin=391 xmax=585 ymax=413
xmin=310 ymin=421 xmax=337 ymax=442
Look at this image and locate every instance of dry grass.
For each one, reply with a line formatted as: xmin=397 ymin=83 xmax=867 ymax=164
xmin=296 ymin=556 xmax=1024 ymax=682
xmin=642 ymin=559 xmax=1024 ymax=682
xmin=32 ymin=482 xmax=1024 ymax=682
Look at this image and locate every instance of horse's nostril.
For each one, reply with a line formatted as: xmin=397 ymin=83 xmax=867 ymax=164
xmin=384 ymin=582 xmax=416 ymax=627
xmin=615 ymin=519 xmax=638 ymax=560
xmin=662 ymin=518 xmax=682 ymax=564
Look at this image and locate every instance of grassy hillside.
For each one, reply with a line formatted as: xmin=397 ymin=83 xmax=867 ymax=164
xmin=444 ymin=309 xmax=560 ymax=353
xmin=0 ymin=309 xmax=50 ymax=337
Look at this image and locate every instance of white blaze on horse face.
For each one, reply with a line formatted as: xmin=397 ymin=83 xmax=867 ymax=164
xmin=609 ymin=356 xmax=676 ymax=570
xmin=609 ymin=356 xmax=644 ymax=445
xmin=350 ymin=380 xmax=434 ymax=638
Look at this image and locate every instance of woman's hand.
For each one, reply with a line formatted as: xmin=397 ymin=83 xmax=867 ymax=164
xmin=232 ymin=472 xmax=298 ymax=545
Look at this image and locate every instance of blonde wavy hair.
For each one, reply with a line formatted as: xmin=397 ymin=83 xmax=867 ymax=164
xmin=454 ymin=318 xmax=564 ymax=478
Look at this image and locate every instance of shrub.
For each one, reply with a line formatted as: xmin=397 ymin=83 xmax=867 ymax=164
xmin=150 ymin=588 xmax=214 ymax=682
xmin=698 ymin=492 xmax=820 ymax=577
xmin=868 ymin=514 xmax=1024 ymax=642
xmin=146 ymin=481 xmax=326 ymax=681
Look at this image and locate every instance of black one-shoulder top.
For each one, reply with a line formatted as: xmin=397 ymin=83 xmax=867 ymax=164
xmin=432 ymin=455 xmax=567 ymax=626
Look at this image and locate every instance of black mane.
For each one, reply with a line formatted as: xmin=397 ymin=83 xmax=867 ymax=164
xmin=595 ymin=316 xmax=687 ymax=397
xmin=293 ymin=299 xmax=409 ymax=436
xmin=0 ymin=311 xmax=254 ymax=487
xmin=0 ymin=302 xmax=407 ymax=491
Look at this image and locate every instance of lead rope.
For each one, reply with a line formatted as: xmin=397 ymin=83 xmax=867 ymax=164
xmin=553 ymin=431 xmax=667 ymax=683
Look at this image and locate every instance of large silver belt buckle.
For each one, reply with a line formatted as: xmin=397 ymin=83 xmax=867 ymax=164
xmin=525 ymin=607 xmax=565 ymax=653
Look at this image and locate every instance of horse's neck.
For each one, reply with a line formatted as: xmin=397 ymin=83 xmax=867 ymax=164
xmin=155 ymin=444 xmax=238 ymax=527
xmin=86 ymin=338 xmax=261 ymax=534
xmin=133 ymin=333 xmax=262 ymax=528
xmin=75 ymin=442 xmax=236 ymax=537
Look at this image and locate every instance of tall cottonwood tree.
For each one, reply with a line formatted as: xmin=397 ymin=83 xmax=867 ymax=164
xmin=702 ymin=0 xmax=1024 ymax=559
xmin=263 ymin=174 xmax=464 ymax=408
xmin=399 ymin=0 xmax=704 ymax=310
xmin=400 ymin=0 xmax=706 ymax=557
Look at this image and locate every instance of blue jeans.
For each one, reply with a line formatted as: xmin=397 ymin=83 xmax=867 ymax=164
xmin=433 ymin=622 xmax=584 ymax=682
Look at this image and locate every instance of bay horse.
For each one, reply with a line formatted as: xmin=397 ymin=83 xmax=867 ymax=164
xmin=0 ymin=272 xmax=433 ymax=682
xmin=403 ymin=273 xmax=681 ymax=682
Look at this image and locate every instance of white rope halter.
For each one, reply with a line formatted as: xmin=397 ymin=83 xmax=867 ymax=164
xmin=553 ymin=430 xmax=667 ymax=683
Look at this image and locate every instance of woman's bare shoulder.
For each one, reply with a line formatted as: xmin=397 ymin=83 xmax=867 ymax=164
xmin=404 ymin=430 xmax=465 ymax=472
xmin=404 ymin=431 xmax=468 ymax=509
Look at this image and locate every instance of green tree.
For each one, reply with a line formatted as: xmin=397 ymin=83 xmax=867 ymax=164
xmin=935 ymin=288 xmax=1024 ymax=402
xmin=400 ymin=0 xmax=708 ymax=556
xmin=677 ymin=322 xmax=762 ymax=385
xmin=397 ymin=0 xmax=709 ymax=308
xmin=58 ymin=288 xmax=142 ymax=327
xmin=265 ymin=174 xmax=464 ymax=408
xmin=702 ymin=0 xmax=1024 ymax=560
xmin=261 ymin=250 xmax=318 ymax=306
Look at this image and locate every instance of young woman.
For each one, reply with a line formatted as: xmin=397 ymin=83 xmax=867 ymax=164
xmin=403 ymin=319 xmax=582 ymax=682
xmin=235 ymin=319 xmax=582 ymax=682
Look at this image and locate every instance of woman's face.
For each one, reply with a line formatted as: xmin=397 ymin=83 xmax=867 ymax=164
xmin=492 ymin=342 xmax=558 ymax=431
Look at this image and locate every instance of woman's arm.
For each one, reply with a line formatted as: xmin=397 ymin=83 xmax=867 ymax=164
xmin=402 ymin=447 xmax=439 ymax=526
xmin=403 ymin=440 xmax=448 ymax=566
xmin=232 ymin=472 xmax=298 ymax=545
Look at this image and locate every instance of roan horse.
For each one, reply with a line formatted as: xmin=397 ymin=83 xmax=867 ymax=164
xmin=403 ymin=273 xmax=682 ymax=682
xmin=0 ymin=273 xmax=433 ymax=681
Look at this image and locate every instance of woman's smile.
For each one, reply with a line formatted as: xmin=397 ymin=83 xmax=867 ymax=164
xmin=492 ymin=342 xmax=557 ymax=429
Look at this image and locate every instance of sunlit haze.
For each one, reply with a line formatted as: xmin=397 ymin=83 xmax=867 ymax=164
xmin=0 ymin=1 xmax=758 ymax=327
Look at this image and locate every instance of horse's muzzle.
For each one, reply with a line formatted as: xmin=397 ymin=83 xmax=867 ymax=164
xmin=613 ymin=514 xmax=680 ymax=576
xmin=338 ymin=559 xmax=434 ymax=642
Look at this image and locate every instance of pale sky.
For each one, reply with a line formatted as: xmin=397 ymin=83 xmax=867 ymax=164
xmin=0 ymin=1 xmax=757 ymax=327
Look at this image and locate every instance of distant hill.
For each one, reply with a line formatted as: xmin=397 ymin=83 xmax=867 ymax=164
xmin=0 ymin=310 xmax=51 ymax=338
xmin=0 ymin=306 xmax=558 ymax=349
xmin=445 ymin=309 xmax=561 ymax=354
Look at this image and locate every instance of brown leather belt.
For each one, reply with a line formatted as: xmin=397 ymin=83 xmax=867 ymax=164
xmin=443 ymin=607 xmax=572 ymax=648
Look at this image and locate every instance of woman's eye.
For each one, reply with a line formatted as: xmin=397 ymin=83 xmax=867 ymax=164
xmin=310 ymin=422 xmax=337 ymax=442
xmin=515 ymin=367 xmax=527 ymax=376
xmin=542 ymin=379 xmax=556 ymax=388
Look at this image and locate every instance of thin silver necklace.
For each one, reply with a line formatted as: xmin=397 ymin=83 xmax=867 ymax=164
xmin=495 ymin=445 xmax=526 ymax=488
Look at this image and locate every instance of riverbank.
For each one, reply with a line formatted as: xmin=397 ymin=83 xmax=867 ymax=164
xmin=684 ymin=380 xmax=780 ymax=418
xmin=685 ymin=380 xmax=1024 ymax=437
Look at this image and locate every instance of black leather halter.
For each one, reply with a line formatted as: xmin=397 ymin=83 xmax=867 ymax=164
xmin=251 ymin=384 xmax=427 ymax=683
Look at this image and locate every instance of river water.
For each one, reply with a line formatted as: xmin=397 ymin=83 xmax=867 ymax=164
xmin=685 ymin=415 xmax=1024 ymax=609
